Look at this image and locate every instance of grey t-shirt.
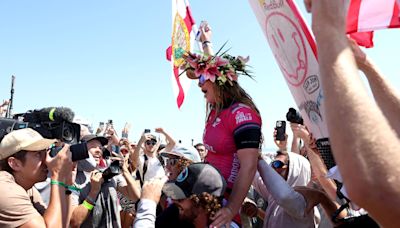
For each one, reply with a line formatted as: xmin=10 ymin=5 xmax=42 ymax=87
xmin=72 ymin=171 xmax=126 ymax=228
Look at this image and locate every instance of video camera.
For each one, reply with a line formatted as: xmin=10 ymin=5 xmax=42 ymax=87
xmin=286 ymin=107 xmax=304 ymax=125
xmin=0 ymin=107 xmax=89 ymax=161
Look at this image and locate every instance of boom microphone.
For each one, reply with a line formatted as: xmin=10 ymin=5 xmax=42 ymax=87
xmin=38 ymin=107 xmax=75 ymax=122
xmin=19 ymin=107 xmax=75 ymax=123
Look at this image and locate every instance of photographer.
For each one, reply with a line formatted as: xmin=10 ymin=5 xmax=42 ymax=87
xmin=0 ymin=128 xmax=74 ymax=228
xmin=70 ymin=135 xmax=140 ymax=228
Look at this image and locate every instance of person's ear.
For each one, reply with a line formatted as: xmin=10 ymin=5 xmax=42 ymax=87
xmin=7 ymin=157 xmax=24 ymax=171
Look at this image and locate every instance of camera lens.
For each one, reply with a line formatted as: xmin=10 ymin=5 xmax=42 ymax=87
xmin=62 ymin=124 xmax=75 ymax=143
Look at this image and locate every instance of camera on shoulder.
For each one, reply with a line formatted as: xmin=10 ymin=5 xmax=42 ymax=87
xmin=0 ymin=107 xmax=89 ymax=161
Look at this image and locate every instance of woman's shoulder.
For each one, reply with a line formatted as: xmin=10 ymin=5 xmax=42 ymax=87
xmin=229 ymin=102 xmax=260 ymax=116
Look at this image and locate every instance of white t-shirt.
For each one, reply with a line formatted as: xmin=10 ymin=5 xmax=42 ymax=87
xmin=137 ymin=154 xmax=165 ymax=182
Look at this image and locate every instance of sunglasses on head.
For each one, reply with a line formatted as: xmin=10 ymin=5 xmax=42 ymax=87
xmin=145 ymin=140 xmax=156 ymax=146
xmin=271 ymin=160 xmax=288 ymax=169
xmin=198 ymin=74 xmax=206 ymax=86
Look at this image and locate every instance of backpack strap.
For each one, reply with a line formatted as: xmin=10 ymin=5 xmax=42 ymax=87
xmin=136 ymin=154 xmax=148 ymax=187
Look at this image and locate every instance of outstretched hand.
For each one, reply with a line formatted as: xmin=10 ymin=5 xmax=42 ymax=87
xmin=141 ymin=177 xmax=168 ymax=204
xmin=210 ymin=206 xmax=234 ymax=228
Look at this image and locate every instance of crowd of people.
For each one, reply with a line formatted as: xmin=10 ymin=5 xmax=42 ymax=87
xmin=0 ymin=0 xmax=399 ymax=227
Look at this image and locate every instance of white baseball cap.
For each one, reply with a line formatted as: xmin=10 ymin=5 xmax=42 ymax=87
xmin=0 ymin=128 xmax=57 ymax=160
xmin=161 ymin=144 xmax=201 ymax=163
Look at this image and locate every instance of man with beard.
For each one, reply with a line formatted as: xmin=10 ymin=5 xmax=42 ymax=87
xmin=134 ymin=163 xmax=240 ymax=227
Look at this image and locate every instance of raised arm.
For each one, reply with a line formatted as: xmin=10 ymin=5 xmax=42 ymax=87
xmin=291 ymin=124 xmax=337 ymax=200
xmin=70 ymin=171 xmax=103 ymax=228
xmin=117 ymin=152 xmax=141 ymax=202
xmin=306 ymin=0 xmax=400 ymax=227
xmin=155 ymin=128 xmax=176 ymax=152
xmin=257 ymin=158 xmax=307 ymax=219
xmin=43 ymin=145 xmax=74 ymax=228
xmin=349 ymin=38 xmax=400 ymax=135
xmin=131 ymin=132 xmax=146 ymax=170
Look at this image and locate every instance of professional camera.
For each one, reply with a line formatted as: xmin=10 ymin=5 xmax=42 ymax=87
xmin=0 ymin=107 xmax=89 ymax=161
xmin=101 ymin=160 xmax=121 ymax=181
xmin=286 ymin=107 xmax=304 ymax=125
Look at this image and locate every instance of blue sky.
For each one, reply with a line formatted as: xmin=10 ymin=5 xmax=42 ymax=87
xmin=1 ymin=1 xmax=399 ymax=149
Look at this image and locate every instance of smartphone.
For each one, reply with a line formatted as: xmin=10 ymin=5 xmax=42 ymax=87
xmin=108 ymin=119 xmax=113 ymax=125
xmin=275 ymin=120 xmax=286 ymax=141
xmin=144 ymin=129 xmax=151 ymax=134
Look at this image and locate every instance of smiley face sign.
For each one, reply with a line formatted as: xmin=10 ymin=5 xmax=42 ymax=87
xmin=265 ymin=12 xmax=308 ymax=87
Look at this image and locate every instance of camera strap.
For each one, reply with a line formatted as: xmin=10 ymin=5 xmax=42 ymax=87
xmin=331 ymin=181 xmax=351 ymax=223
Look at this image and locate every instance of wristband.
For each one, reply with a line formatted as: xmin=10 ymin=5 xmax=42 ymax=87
xmin=82 ymin=200 xmax=94 ymax=211
xmin=50 ymin=180 xmax=66 ymax=188
xmin=51 ymin=180 xmax=81 ymax=192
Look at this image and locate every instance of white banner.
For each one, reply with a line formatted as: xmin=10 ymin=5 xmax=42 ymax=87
xmin=249 ymin=0 xmax=328 ymax=139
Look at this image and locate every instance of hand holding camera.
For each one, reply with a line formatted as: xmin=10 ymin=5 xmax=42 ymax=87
xmin=90 ymin=170 xmax=104 ymax=194
xmin=46 ymin=143 xmax=74 ymax=181
xmin=290 ymin=123 xmax=311 ymax=145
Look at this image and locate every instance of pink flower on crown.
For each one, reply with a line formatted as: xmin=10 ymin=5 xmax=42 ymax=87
xmin=191 ymin=56 xmax=210 ymax=77
xmin=203 ymin=56 xmax=229 ymax=82
xmin=225 ymin=68 xmax=238 ymax=82
xmin=185 ymin=53 xmax=201 ymax=69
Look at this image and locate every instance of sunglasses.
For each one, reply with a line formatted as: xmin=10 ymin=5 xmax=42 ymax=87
xmin=162 ymin=157 xmax=179 ymax=166
xmin=145 ymin=140 xmax=156 ymax=146
xmin=271 ymin=160 xmax=288 ymax=169
xmin=198 ymin=74 xmax=206 ymax=86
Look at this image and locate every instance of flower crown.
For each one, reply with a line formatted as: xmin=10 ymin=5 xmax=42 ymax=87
xmin=180 ymin=44 xmax=253 ymax=86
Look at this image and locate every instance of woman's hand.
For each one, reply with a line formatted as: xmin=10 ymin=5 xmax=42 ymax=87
xmin=199 ymin=21 xmax=212 ymax=43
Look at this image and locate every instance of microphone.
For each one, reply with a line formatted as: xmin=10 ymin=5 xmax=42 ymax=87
xmin=36 ymin=107 xmax=75 ymax=122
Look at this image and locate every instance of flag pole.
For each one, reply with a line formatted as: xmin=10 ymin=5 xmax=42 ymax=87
xmin=6 ymin=75 xmax=15 ymax=118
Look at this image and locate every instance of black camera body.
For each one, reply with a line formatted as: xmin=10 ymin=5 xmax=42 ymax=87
xmin=101 ymin=160 xmax=121 ymax=181
xmin=0 ymin=107 xmax=88 ymax=162
xmin=286 ymin=108 xmax=304 ymax=125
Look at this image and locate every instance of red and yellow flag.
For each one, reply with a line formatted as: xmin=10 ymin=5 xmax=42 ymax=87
xmin=166 ymin=0 xmax=198 ymax=108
